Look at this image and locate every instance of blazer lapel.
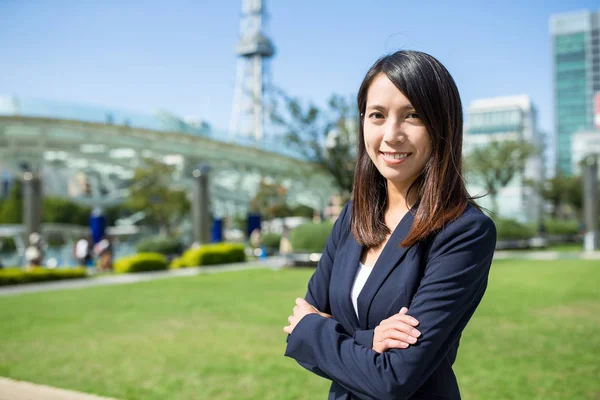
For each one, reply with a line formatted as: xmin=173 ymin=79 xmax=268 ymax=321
xmin=356 ymin=208 xmax=416 ymax=329
xmin=339 ymin=235 xmax=362 ymax=328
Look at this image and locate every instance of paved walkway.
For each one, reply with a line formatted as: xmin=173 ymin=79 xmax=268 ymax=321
xmin=0 ymin=257 xmax=287 ymax=297
xmin=494 ymin=250 xmax=600 ymax=260
xmin=0 ymin=377 xmax=118 ymax=400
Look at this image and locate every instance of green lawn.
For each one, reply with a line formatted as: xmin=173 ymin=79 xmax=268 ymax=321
xmin=509 ymin=243 xmax=585 ymax=252
xmin=0 ymin=260 xmax=598 ymax=400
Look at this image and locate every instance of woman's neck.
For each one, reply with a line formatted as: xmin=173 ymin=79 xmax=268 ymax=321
xmin=385 ymin=180 xmax=419 ymax=226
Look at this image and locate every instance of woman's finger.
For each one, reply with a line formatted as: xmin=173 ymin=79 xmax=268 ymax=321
xmin=392 ymin=313 xmax=420 ymax=327
xmin=379 ymin=321 xmax=421 ymax=338
xmin=380 ymin=328 xmax=418 ymax=344
xmin=378 ymin=338 xmax=409 ymax=352
xmin=379 ymin=314 xmax=419 ymax=331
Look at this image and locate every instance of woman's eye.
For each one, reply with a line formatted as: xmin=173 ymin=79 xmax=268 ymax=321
xmin=406 ymin=113 xmax=420 ymax=119
xmin=369 ymin=112 xmax=384 ymax=119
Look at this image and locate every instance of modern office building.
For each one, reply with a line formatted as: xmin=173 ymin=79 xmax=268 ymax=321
xmin=464 ymin=95 xmax=544 ymax=223
xmin=550 ymin=9 xmax=600 ymax=176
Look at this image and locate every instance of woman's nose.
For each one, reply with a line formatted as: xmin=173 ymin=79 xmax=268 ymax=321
xmin=382 ymin=120 xmax=406 ymax=144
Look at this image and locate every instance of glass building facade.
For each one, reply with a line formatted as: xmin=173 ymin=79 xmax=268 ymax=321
xmin=551 ymin=10 xmax=600 ymax=175
xmin=0 ymin=95 xmax=302 ymax=160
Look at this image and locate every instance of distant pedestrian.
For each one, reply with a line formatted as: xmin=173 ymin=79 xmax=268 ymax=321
xmin=73 ymin=236 xmax=91 ymax=266
xmin=24 ymin=232 xmax=43 ymax=268
xmin=279 ymin=225 xmax=292 ymax=255
xmin=93 ymin=235 xmax=113 ymax=272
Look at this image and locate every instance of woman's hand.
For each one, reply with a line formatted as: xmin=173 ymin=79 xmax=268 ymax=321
xmin=283 ymin=298 xmax=332 ymax=335
xmin=372 ymin=307 xmax=421 ymax=353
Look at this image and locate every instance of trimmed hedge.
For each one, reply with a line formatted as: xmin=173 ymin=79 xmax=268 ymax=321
xmin=171 ymin=243 xmax=246 ymax=268
xmin=136 ymin=236 xmax=183 ymax=255
xmin=544 ymin=219 xmax=580 ymax=236
xmin=114 ymin=253 xmax=169 ymax=274
xmin=261 ymin=233 xmax=281 ymax=249
xmin=289 ymin=221 xmax=334 ymax=253
xmin=0 ymin=267 xmax=87 ymax=286
xmin=494 ymin=219 xmax=536 ymax=240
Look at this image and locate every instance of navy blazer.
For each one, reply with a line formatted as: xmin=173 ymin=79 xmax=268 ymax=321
xmin=284 ymin=201 xmax=496 ymax=400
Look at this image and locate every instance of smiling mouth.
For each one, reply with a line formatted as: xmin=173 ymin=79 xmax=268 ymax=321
xmin=380 ymin=152 xmax=411 ymax=160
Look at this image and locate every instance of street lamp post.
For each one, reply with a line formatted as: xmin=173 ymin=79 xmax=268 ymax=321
xmin=22 ymin=171 xmax=42 ymax=240
xmin=583 ymin=155 xmax=598 ymax=252
xmin=192 ymin=165 xmax=211 ymax=245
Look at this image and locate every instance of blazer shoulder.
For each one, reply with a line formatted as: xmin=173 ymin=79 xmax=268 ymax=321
xmin=430 ymin=203 xmax=497 ymax=252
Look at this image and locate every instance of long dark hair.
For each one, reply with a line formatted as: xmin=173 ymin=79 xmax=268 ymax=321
xmin=352 ymin=50 xmax=477 ymax=248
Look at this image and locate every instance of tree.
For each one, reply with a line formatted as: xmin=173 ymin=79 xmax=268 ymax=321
xmin=271 ymin=91 xmax=357 ymax=196
xmin=127 ymin=159 xmax=190 ymax=235
xmin=466 ymin=140 xmax=537 ymax=214
xmin=539 ymin=174 xmax=583 ymax=219
xmin=0 ymin=181 xmax=22 ymax=224
xmin=249 ymin=179 xmax=293 ymax=220
xmin=43 ymin=197 xmax=91 ymax=225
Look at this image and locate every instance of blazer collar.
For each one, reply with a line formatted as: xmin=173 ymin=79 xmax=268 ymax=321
xmin=348 ymin=205 xmax=418 ymax=330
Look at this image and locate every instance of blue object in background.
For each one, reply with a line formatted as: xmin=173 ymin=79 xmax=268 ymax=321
xmin=247 ymin=213 xmax=261 ymax=238
xmin=212 ymin=218 xmax=223 ymax=243
xmin=89 ymin=208 xmax=106 ymax=245
xmin=259 ymin=246 xmax=268 ymax=259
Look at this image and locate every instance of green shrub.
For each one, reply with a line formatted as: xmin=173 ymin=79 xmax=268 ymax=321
xmin=544 ymin=219 xmax=580 ymax=236
xmin=494 ymin=218 xmax=536 ymax=240
xmin=136 ymin=236 xmax=183 ymax=255
xmin=0 ymin=237 xmax=17 ymax=253
xmin=291 ymin=205 xmax=315 ymax=218
xmin=261 ymin=233 xmax=281 ymax=249
xmin=174 ymin=243 xmax=246 ymax=268
xmin=169 ymin=256 xmax=186 ymax=269
xmin=289 ymin=221 xmax=334 ymax=253
xmin=114 ymin=253 xmax=168 ymax=273
xmin=0 ymin=267 xmax=87 ymax=286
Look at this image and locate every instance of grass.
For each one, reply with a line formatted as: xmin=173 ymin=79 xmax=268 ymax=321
xmin=0 ymin=260 xmax=598 ymax=400
xmin=509 ymin=242 xmax=585 ymax=252
xmin=545 ymin=242 xmax=585 ymax=252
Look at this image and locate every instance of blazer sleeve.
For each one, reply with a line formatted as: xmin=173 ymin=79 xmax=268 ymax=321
xmin=286 ymin=202 xmax=350 ymax=380
xmin=284 ymin=212 xmax=496 ymax=400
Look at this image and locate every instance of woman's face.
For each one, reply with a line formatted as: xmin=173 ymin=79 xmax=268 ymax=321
xmin=363 ymin=73 xmax=432 ymax=190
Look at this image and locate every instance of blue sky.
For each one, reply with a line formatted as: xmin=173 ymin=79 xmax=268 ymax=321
xmin=0 ymin=0 xmax=597 ymax=137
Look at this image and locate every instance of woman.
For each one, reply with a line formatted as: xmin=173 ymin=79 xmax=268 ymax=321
xmin=283 ymin=50 xmax=496 ymax=400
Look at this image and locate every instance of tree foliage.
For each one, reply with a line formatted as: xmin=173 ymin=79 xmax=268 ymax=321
xmin=538 ymin=173 xmax=583 ymax=219
xmin=0 ymin=181 xmax=22 ymax=224
xmin=271 ymin=91 xmax=357 ymax=195
xmin=466 ymin=140 xmax=537 ymax=213
xmin=250 ymin=179 xmax=292 ymax=220
xmin=127 ymin=159 xmax=190 ymax=234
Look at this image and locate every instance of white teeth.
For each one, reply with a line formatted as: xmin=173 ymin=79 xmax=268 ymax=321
xmin=382 ymin=152 xmax=409 ymax=159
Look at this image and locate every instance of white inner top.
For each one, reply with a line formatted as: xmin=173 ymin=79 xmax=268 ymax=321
xmin=351 ymin=261 xmax=374 ymax=319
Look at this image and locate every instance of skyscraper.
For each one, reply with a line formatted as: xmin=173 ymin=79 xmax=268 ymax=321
xmin=550 ymin=9 xmax=600 ymax=176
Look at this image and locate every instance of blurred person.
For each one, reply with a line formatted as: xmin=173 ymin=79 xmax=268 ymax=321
xmin=279 ymin=225 xmax=292 ymax=255
xmin=249 ymin=228 xmax=261 ymax=250
xmin=283 ymin=50 xmax=496 ymax=400
xmin=93 ymin=235 xmax=113 ymax=272
xmin=24 ymin=232 xmax=44 ymax=268
xmin=73 ymin=236 xmax=91 ymax=266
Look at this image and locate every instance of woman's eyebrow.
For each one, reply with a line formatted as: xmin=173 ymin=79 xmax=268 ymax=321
xmin=366 ymin=103 xmax=415 ymax=110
